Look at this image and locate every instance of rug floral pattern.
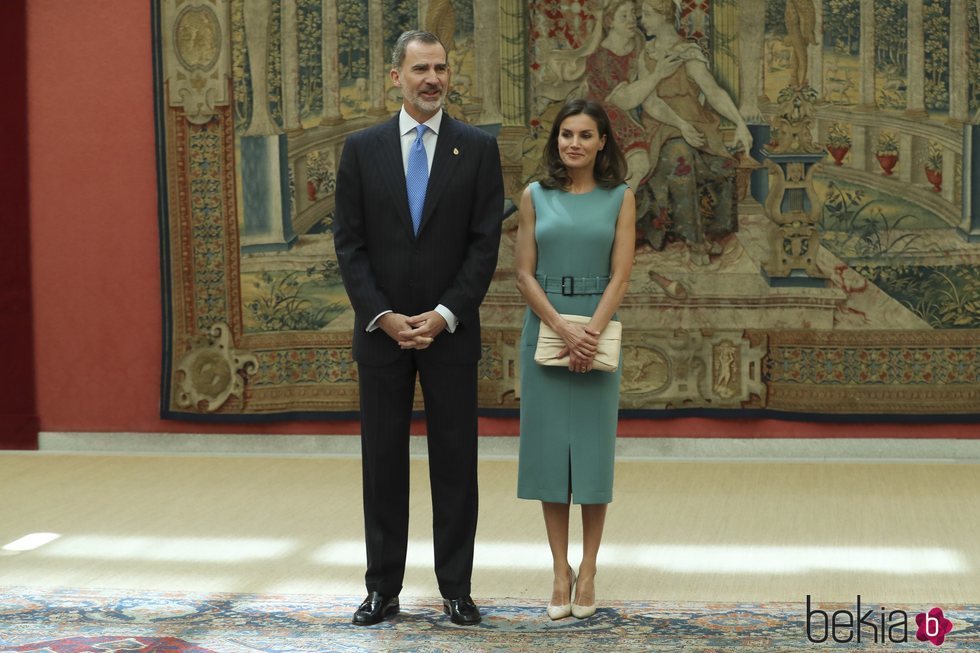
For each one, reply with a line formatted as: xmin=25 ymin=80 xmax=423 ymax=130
xmin=3 ymin=587 xmax=978 ymax=652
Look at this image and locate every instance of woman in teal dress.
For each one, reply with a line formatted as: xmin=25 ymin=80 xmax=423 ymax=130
xmin=515 ymin=99 xmax=635 ymax=620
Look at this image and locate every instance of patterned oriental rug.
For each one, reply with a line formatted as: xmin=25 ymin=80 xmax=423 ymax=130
xmin=1 ymin=587 xmax=978 ymax=652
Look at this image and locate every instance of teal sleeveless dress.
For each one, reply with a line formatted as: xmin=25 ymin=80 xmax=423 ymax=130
xmin=517 ymin=182 xmax=627 ymax=505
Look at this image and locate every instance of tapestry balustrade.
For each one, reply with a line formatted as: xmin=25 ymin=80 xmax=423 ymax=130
xmin=810 ymin=107 xmax=972 ymax=238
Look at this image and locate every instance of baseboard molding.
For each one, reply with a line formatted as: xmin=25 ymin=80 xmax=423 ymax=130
xmin=33 ymin=432 xmax=980 ymax=462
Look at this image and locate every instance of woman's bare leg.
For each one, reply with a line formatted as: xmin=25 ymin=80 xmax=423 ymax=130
xmin=574 ymin=503 xmax=608 ymax=608
xmin=542 ymin=501 xmax=573 ymax=606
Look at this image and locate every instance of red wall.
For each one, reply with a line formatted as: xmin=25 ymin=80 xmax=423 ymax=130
xmin=25 ymin=1 xmax=979 ymax=441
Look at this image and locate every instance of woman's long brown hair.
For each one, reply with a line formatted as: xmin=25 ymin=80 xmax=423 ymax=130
xmin=539 ymin=99 xmax=628 ymax=191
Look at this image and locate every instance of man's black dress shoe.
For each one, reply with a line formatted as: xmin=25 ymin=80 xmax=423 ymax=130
xmin=352 ymin=591 xmax=399 ymax=625
xmin=442 ymin=596 xmax=481 ymax=625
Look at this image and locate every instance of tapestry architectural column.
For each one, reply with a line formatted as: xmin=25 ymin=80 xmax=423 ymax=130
xmin=240 ymin=0 xmax=294 ymax=252
xmin=498 ymin=0 xmax=525 ymax=128
xmin=367 ymin=0 xmax=387 ymax=116
xmin=809 ymin=0 xmax=823 ymax=95
xmin=948 ymin=0 xmax=969 ymax=124
xmin=280 ymin=0 xmax=301 ymax=131
xmin=474 ymin=0 xmax=502 ymax=125
xmin=857 ymin=0 xmax=876 ymax=110
xmin=976 ymin=3 xmax=980 ymax=122
xmin=243 ymin=0 xmax=279 ymax=135
xmin=905 ymin=0 xmax=928 ymax=118
xmin=711 ymin=3 xmax=738 ymax=102
xmin=737 ymin=0 xmax=766 ymax=121
xmin=497 ymin=0 xmax=527 ymax=204
xmin=320 ymin=0 xmax=342 ymax=125
xmin=239 ymin=135 xmax=297 ymax=253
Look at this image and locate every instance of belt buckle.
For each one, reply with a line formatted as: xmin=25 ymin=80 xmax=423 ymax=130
xmin=561 ymin=276 xmax=574 ymax=296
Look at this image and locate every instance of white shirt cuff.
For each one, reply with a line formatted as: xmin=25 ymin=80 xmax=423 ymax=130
xmin=366 ymin=310 xmax=392 ymax=332
xmin=435 ymin=304 xmax=458 ymax=333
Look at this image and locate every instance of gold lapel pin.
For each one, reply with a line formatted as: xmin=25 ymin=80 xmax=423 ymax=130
xmin=453 ymin=148 xmax=460 ymax=155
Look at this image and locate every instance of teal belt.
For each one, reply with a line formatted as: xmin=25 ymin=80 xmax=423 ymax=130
xmin=536 ymin=274 xmax=610 ymax=296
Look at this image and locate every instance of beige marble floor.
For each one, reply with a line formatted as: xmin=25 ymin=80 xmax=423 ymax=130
xmin=1 ymin=452 xmax=977 ymax=607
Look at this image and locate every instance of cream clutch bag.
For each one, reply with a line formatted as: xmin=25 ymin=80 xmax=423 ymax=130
xmin=534 ymin=314 xmax=622 ymax=372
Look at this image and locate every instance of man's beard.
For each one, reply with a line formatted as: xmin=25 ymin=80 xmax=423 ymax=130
xmin=409 ymin=87 xmax=444 ymax=113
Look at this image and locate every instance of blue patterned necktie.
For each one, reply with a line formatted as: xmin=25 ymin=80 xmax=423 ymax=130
xmin=406 ymin=124 xmax=429 ymax=235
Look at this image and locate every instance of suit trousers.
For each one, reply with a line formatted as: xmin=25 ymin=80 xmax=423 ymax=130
xmin=357 ymin=349 xmax=479 ymax=599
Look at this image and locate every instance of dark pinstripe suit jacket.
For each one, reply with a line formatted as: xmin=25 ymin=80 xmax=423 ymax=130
xmin=332 ymin=114 xmax=504 ymax=366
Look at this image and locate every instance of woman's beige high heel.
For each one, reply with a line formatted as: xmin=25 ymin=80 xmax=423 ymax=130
xmin=571 ymin=573 xmax=596 ymax=619
xmin=546 ymin=567 xmax=576 ymax=620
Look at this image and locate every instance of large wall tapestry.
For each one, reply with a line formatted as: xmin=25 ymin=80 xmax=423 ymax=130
xmin=155 ymin=0 xmax=980 ymax=419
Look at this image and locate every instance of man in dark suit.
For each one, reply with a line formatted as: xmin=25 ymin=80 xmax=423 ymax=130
xmin=332 ymin=30 xmax=504 ymax=626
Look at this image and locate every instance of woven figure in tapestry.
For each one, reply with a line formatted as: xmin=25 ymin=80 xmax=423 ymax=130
xmin=634 ymin=0 xmax=753 ymax=264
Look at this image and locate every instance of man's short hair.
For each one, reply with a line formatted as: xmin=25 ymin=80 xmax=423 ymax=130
xmin=390 ymin=30 xmax=446 ymax=70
